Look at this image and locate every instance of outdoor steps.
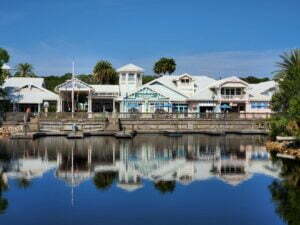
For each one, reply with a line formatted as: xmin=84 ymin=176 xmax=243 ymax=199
xmin=105 ymin=116 xmax=119 ymax=131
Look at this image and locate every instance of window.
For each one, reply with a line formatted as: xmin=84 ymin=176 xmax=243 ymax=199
xmin=225 ymin=89 xmax=230 ymax=95
xmin=128 ymin=73 xmax=135 ymax=81
xmin=230 ymin=88 xmax=235 ymax=95
xmin=181 ymin=78 xmax=190 ymax=85
xmin=121 ymin=73 xmax=126 ymax=81
xmin=236 ymin=88 xmax=241 ymax=95
xmin=221 ymin=88 xmax=225 ymax=95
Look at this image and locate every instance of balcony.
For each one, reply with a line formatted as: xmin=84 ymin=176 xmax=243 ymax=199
xmin=220 ymin=95 xmax=245 ymax=100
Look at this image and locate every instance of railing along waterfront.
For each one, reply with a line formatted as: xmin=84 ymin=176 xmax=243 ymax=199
xmin=38 ymin=112 xmax=108 ymax=120
xmin=118 ymin=112 xmax=272 ymax=120
xmin=1 ymin=112 xmax=272 ymax=122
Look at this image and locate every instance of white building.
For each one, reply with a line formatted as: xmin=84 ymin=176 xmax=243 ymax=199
xmin=0 ymin=77 xmax=58 ymax=112
xmin=1 ymin=63 xmax=277 ymax=114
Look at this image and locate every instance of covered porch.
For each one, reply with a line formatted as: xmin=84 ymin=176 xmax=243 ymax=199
xmin=55 ymin=78 xmax=117 ymax=113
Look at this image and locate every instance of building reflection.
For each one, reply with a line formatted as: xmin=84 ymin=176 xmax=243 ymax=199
xmin=0 ymin=135 xmax=282 ymax=192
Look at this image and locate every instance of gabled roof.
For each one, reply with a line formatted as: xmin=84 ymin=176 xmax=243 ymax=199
xmin=91 ymin=85 xmax=119 ymax=93
xmin=249 ymin=80 xmax=277 ymax=94
xmin=209 ymin=76 xmax=249 ymax=89
xmin=174 ymin=73 xmax=195 ymax=81
xmin=117 ymin=64 xmax=144 ymax=73
xmin=126 ymin=86 xmax=169 ymax=100
xmin=1 ymin=64 xmax=10 ymax=70
xmin=189 ymin=86 xmax=214 ymax=101
xmin=2 ymin=77 xmax=44 ymax=88
xmin=249 ymin=92 xmax=272 ymax=101
xmin=146 ymin=74 xmax=215 ymax=98
xmin=7 ymin=84 xmax=58 ymax=104
xmin=55 ymin=78 xmax=94 ymax=92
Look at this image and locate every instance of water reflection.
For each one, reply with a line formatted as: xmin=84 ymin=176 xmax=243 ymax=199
xmin=0 ymin=135 xmax=281 ymax=191
xmin=269 ymin=158 xmax=300 ymax=225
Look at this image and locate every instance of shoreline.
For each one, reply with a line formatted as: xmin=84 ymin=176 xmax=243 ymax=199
xmin=266 ymin=141 xmax=300 ymax=160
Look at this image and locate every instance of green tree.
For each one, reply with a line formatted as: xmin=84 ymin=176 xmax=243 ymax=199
xmin=270 ymin=50 xmax=300 ymax=138
xmin=274 ymin=49 xmax=300 ymax=80
xmin=92 ymin=60 xmax=118 ymax=84
xmin=240 ymin=76 xmax=270 ymax=84
xmin=0 ymin=48 xmax=10 ymax=86
xmin=153 ymin=57 xmax=176 ymax=76
xmin=142 ymin=75 xmax=155 ymax=84
xmin=15 ymin=63 xmax=36 ymax=77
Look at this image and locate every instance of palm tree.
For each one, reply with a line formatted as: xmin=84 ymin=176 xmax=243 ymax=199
xmin=0 ymin=48 xmax=10 ymax=86
xmin=0 ymin=48 xmax=9 ymax=69
xmin=92 ymin=60 xmax=118 ymax=84
xmin=274 ymin=49 xmax=300 ymax=80
xmin=153 ymin=57 xmax=176 ymax=76
xmin=15 ymin=63 xmax=36 ymax=77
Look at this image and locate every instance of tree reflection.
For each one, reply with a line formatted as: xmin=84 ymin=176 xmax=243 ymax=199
xmin=269 ymin=159 xmax=300 ymax=225
xmin=0 ymin=173 xmax=8 ymax=214
xmin=17 ymin=178 xmax=31 ymax=189
xmin=154 ymin=181 xmax=176 ymax=194
xmin=93 ymin=171 xmax=118 ymax=191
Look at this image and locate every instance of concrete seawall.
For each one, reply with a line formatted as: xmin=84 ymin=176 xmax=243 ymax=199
xmin=119 ymin=119 xmax=267 ymax=134
xmin=2 ymin=113 xmax=269 ymax=136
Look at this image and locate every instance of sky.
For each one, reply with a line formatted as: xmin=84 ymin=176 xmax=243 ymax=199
xmin=1 ymin=0 xmax=300 ymax=77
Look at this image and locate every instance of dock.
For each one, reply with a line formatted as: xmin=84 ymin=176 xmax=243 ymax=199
xmin=67 ymin=132 xmax=84 ymax=139
xmin=276 ymin=153 xmax=296 ymax=160
xmin=10 ymin=132 xmax=43 ymax=140
xmin=114 ymin=131 xmax=136 ymax=139
xmin=163 ymin=131 xmax=183 ymax=137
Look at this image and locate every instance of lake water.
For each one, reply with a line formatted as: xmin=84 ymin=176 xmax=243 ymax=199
xmin=0 ymin=134 xmax=299 ymax=225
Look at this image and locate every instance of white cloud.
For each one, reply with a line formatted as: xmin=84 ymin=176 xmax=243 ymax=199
xmin=128 ymin=50 xmax=283 ymax=78
xmin=5 ymin=45 xmax=284 ymax=78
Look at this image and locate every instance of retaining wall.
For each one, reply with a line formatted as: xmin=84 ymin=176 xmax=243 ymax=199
xmin=119 ymin=119 xmax=267 ymax=133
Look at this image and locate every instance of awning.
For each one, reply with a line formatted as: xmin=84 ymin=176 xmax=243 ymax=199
xmin=221 ymin=104 xmax=231 ymax=109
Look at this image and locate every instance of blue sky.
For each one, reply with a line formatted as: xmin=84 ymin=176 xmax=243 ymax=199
xmin=1 ymin=0 xmax=299 ymax=77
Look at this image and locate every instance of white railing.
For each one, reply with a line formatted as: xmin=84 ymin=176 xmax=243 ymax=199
xmin=221 ymin=95 xmax=245 ymax=100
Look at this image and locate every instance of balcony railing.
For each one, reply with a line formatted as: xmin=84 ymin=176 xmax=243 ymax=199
xmin=221 ymin=95 xmax=245 ymax=100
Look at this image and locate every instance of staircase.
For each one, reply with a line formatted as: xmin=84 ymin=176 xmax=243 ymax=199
xmin=105 ymin=114 xmax=119 ymax=131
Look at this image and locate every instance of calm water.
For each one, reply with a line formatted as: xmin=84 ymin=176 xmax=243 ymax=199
xmin=0 ymin=135 xmax=299 ymax=225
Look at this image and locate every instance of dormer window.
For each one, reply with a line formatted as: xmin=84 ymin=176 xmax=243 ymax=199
xmin=181 ymin=78 xmax=190 ymax=85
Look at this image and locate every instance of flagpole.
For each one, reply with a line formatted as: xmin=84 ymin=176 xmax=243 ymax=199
xmin=72 ymin=61 xmax=75 ymax=118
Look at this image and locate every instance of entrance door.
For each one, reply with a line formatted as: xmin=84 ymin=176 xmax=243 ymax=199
xmin=92 ymin=99 xmax=114 ymax=112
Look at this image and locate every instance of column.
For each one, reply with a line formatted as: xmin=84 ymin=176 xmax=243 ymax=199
xmin=88 ymin=94 xmax=92 ymax=113
xmin=38 ymin=103 xmax=41 ymax=113
xmin=112 ymin=99 xmax=115 ymax=113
